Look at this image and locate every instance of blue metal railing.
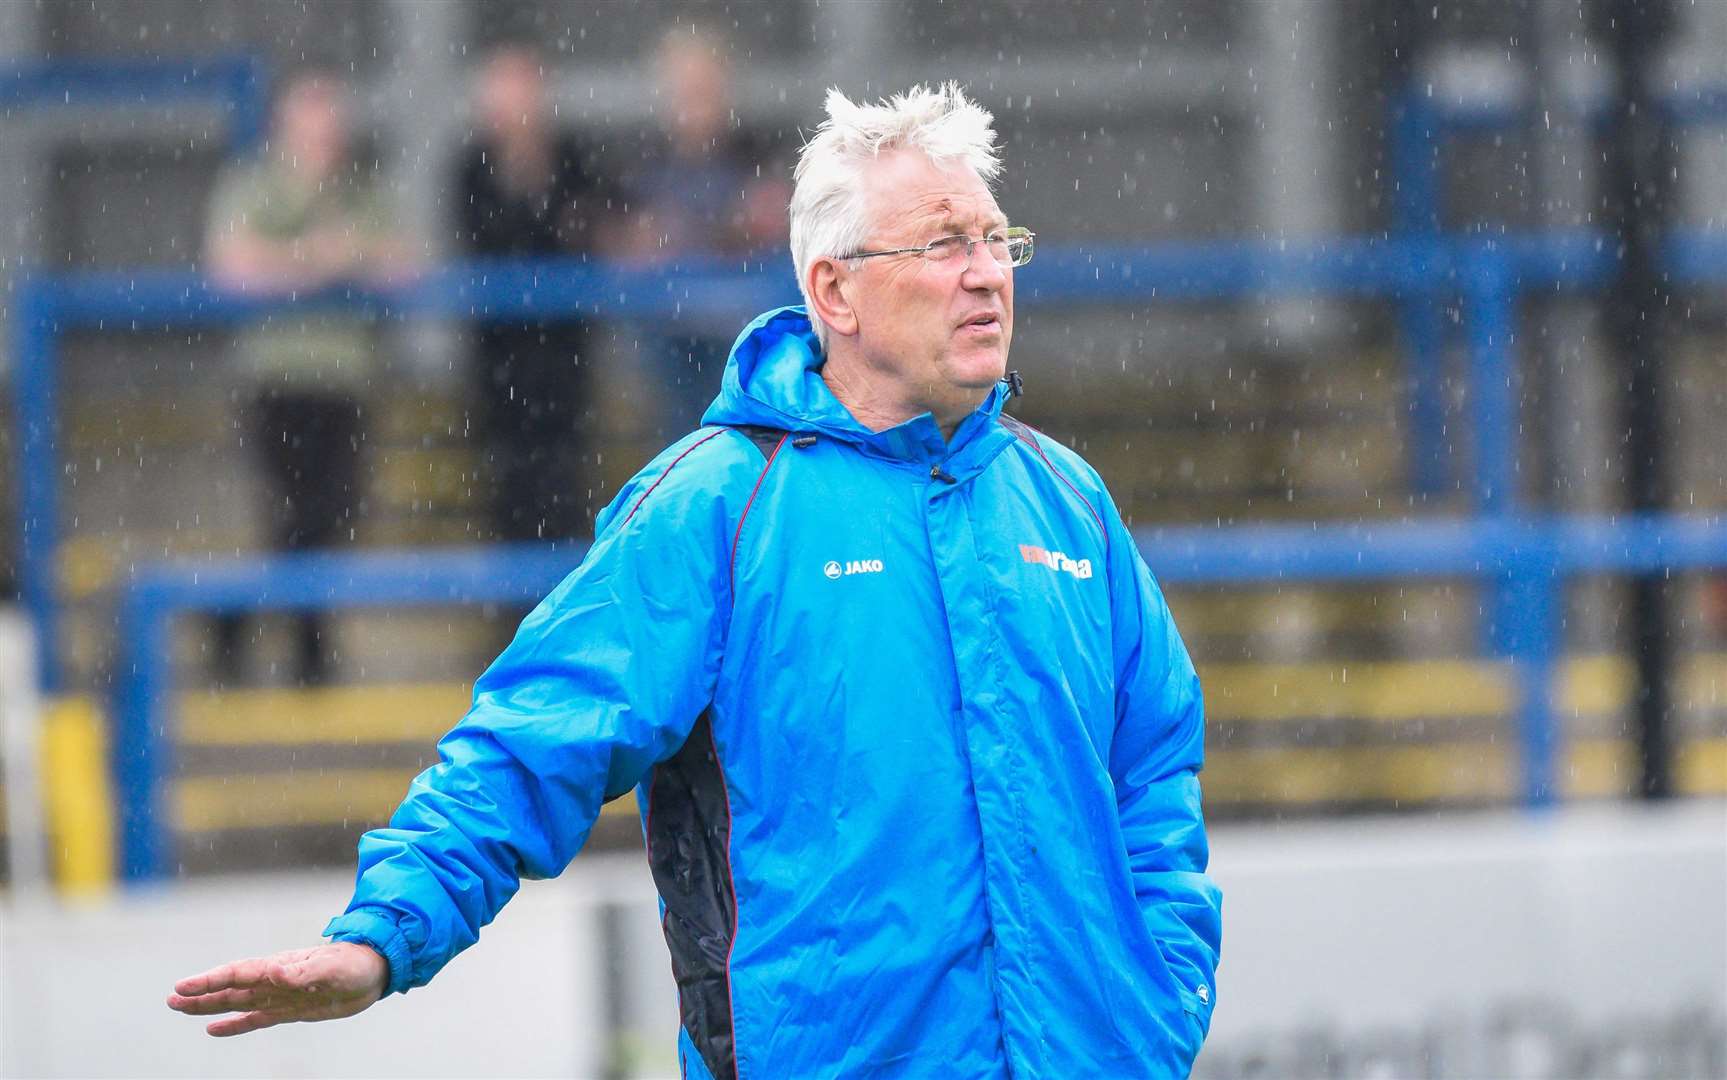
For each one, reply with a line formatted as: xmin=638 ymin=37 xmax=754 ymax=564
xmin=0 ymin=55 xmax=268 ymax=152
xmin=8 ymin=257 xmax=799 ymax=691
xmin=23 ymin=232 xmax=1727 ymax=690
xmin=68 ymin=233 xmax=1724 ymax=881
xmin=112 ymin=542 xmax=586 ymax=880
xmin=3 ymin=55 xmax=268 ymax=694
xmin=107 ymin=514 xmax=1727 ymax=879
xmin=1388 ymin=80 xmax=1727 ymax=496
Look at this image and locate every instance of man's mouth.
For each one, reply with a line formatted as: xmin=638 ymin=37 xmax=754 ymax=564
xmin=960 ymin=313 xmax=1001 ymax=331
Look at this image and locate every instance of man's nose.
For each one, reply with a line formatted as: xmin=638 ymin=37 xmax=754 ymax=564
xmin=961 ymin=244 xmax=1009 ymax=290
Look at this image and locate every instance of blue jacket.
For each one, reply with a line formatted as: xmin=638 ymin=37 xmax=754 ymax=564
xmin=326 ymin=307 xmax=1222 ymax=1078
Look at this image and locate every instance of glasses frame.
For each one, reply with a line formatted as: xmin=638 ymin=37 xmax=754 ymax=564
xmin=838 ymin=226 xmax=1036 ymax=269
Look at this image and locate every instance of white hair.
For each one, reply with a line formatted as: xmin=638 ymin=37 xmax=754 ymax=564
xmin=789 ymin=82 xmax=1002 ymax=349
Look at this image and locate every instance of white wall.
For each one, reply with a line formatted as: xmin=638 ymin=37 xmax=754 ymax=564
xmin=1196 ymin=799 xmax=1727 ymax=1078
xmin=2 ymin=800 xmax=1722 ymax=1079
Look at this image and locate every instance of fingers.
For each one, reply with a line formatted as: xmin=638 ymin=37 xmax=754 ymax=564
xmin=167 ymin=986 xmax=299 ymax=1017
xmin=264 ymin=959 xmax=299 ymax=990
xmin=167 ymin=987 xmax=252 ymax=1016
xmin=206 ymin=1009 xmax=299 ymax=1038
xmin=264 ymin=956 xmax=332 ymax=995
xmin=174 ymin=947 xmax=322 ymax=996
xmin=172 ymin=955 xmax=273 ymax=997
xmin=202 ymin=994 xmax=360 ymax=1037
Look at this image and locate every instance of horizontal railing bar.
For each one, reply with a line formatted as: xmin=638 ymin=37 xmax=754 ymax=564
xmin=28 ymin=229 xmax=1727 ymax=333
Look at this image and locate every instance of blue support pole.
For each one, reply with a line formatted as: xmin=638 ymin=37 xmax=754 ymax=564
xmin=222 ymin=54 xmax=269 ymax=154
xmin=1461 ymin=244 xmax=1525 ymax=659
xmin=1462 ymin=245 xmax=1519 ymax=517
xmin=10 ymin=277 xmax=62 ymax=690
xmin=113 ymin=580 xmax=172 ymax=880
xmin=1498 ymin=560 xmax=1564 ymax=808
xmin=1401 ymin=253 xmax=1452 ymax=498
xmin=1390 ymin=94 xmax=1451 ymax=497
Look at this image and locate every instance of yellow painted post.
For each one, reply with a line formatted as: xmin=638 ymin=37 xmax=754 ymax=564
xmin=40 ymin=695 xmax=116 ymax=896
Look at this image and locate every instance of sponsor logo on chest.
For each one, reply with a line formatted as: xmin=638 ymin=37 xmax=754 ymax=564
xmin=823 ymin=559 xmax=884 ymax=579
xmin=1020 ymin=543 xmax=1093 ymax=580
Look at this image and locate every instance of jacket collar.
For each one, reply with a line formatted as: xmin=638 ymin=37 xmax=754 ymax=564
xmin=703 ymin=306 xmax=1020 ymax=481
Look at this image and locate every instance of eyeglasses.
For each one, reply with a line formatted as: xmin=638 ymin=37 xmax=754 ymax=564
xmin=839 ymin=226 xmax=1035 ymax=269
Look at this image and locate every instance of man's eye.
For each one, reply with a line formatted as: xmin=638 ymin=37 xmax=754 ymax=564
xmin=927 ymin=236 xmax=968 ymax=259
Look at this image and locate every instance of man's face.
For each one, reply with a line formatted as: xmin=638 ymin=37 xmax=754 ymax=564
xmin=842 ymin=150 xmax=1015 ymax=419
xmin=277 ymin=77 xmax=348 ymax=178
xmin=657 ymin=40 xmax=730 ymax=148
xmin=477 ymin=50 xmax=545 ymax=137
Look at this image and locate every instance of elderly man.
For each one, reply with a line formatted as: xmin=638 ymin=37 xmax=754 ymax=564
xmin=169 ymin=84 xmax=1221 ymax=1078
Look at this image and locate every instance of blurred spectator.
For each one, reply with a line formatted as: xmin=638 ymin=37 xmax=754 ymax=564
xmin=456 ymin=44 xmax=614 ymax=542
xmin=1707 ymin=578 xmax=1727 ymax=643
xmin=204 ymin=69 xmax=414 ymax=686
xmin=615 ymin=25 xmax=791 ymax=437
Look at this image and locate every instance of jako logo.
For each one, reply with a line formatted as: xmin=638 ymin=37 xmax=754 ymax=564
xmin=1020 ymin=543 xmax=1093 ymax=580
xmin=824 ymin=559 xmax=883 ymax=579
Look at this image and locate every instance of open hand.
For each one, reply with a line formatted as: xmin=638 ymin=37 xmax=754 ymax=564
xmin=166 ymin=942 xmax=388 ymax=1037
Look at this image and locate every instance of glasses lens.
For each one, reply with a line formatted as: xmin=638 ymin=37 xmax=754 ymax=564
xmin=926 ymin=235 xmax=969 ymax=261
xmin=1007 ymin=231 xmax=1033 ymax=267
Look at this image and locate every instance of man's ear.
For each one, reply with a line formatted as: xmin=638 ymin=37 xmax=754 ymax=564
xmin=805 ymin=257 xmax=858 ymax=339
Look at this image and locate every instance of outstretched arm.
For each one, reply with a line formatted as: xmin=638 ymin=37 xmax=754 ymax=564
xmin=163 ymin=430 xmax=754 ymax=1034
xmin=167 ymin=943 xmax=387 ymax=1037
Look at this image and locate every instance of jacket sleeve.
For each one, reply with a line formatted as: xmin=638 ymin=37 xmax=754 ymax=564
xmin=322 ymin=433 xmax=741 ymax=994
xmin=1099 ymin=490 xmax=1223 ymax=1059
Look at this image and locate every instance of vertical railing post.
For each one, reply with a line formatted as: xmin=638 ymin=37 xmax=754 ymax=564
xmin=224 ymin=53 xmax=269 ymax=155
xmin=10 ymin=275 xmax=62 ymax=691
xmin=1498 ymin=546 xmax=1565 ymax=808
xmin=113 ymin=578 xmax=172 ymax=880
xmin=1464 ymin=243 xmax=1563 ymax=807
xmin=1390 ymin=93 xmax=1451 ymax=497
xmin=1461 ymin=243 xmax=1519 ymax=517
xmin=1462 ymin=243 xmax=1532 ymax=674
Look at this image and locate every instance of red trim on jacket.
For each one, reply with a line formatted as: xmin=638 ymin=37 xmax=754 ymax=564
xmin=620 ymin=428 xmax=732 ymax=528
xmin=1005 ymin=419 xmax=1109 ymax=551
xmin=729 ymin=432 xmax=789 ymax=598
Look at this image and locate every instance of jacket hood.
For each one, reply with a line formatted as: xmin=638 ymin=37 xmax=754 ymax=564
xmin=702 ymin=306 xmax=1015 ymax=471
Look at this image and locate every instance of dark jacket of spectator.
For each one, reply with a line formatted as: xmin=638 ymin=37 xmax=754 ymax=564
xmin=457 ymin=130 xmax=612 ymax=541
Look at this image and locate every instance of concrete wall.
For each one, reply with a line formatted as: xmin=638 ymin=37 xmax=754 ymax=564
xmin=1197 ymin=800 xmax=1726 ymax=1078
xmin=2 ymin=800 xmax=1722 ymax=1078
